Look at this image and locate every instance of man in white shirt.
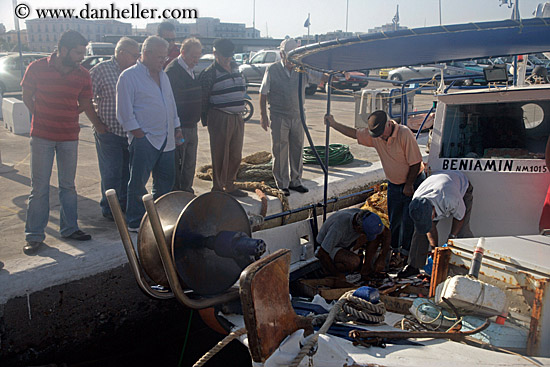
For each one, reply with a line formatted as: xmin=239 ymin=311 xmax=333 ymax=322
xmin=399 ymin=171 xmax=473 ymax=277
xmin=116 ymin=36 xmax=183 ymax=231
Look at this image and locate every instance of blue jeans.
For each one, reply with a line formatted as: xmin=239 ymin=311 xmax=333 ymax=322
xmin=126 ymin=136 xmax=175 ymax=228
xmin=94 ymin=132 xmax=129 ymax=217
xmin=25 ymin=137 xmax=79 ymax=242
xmin=387 ymin=172 xmax=426 ymax=256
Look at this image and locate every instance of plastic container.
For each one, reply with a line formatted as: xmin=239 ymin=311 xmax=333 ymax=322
xmin=353 ymin=286 xmax=380 ymax=304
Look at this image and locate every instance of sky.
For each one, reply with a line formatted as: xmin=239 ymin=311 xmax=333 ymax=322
xmin=0 ymin=0 xmax=546 ymax=38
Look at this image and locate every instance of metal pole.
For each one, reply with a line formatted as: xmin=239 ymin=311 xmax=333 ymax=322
xmin=346 ymin=0 xmax=349 ymax=33
xmin=298 ymin=71 xmax=327 ymax=175
xmin=307 ymin=13 xmax=310 ymax=44
xmin=439 ymin=0 xmax=442 ymax=25
xmin=323 ymin=75 xmax=333 ymax=222
xmin=13 ymin=0 xmax=24 ymax=78
xmin=253 ymin=0 xmax=256 ymax=38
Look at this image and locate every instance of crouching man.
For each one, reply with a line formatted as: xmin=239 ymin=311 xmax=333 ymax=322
xmin=399 ymin=171 xmax=473 ymax=278
xmin=316 ymin=209 xmax=385 ymax=279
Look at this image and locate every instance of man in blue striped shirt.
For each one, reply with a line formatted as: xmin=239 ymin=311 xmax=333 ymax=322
xmin=199 ymin=38 xmax=247 ymax=197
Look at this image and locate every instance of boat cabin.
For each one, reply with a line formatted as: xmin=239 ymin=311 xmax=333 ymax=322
xmin=427 ymin=86 xmax=550 ymax=239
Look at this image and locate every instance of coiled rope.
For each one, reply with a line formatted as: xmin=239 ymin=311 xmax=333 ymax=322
xmin=290 ymin=290 xmax=386 ymax=367
xmin=303 ymin=144 xmax=354 ymax=166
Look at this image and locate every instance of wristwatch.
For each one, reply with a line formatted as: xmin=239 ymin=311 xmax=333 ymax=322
xmin=448 ymin=234 xmax=457 ymax=239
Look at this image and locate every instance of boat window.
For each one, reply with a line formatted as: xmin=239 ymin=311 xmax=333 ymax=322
xmin=440 ymin=100 xmax=550 ymax=159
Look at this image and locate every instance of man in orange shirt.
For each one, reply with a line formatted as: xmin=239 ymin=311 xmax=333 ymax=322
xmin=325 ymin=110 xmax=425 ymax=266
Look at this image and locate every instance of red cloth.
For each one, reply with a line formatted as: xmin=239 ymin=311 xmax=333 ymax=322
xmin=539 ymin=184 xmax=550 ymax=231
xmin=21 ymin=53 xmax=92 ymax=141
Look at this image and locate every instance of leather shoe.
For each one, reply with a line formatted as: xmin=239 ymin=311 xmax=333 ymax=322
xmin=24 ymin=241 xmax=43 ymax=254
xmin=289 ymin=185 xmax=309 ymax=193
xmin=228 ymin=189 xmax=248 ymax=197
xmin=397 ymin=265 xmax=420 ymax=278
xmin=65 ymin=230 xmax=92 ymax=241
xmin=281 ymin=188 xmax=290 ymax=196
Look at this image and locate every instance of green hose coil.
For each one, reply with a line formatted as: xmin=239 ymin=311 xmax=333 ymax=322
xmin=303 ymin=144 xmax=354 ymax=166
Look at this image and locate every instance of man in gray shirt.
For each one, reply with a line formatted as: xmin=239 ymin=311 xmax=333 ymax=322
xmin=259 ymin=38 xmax=324 ymax=196
xmin=316 ymin=209 xmax=384 ymax=279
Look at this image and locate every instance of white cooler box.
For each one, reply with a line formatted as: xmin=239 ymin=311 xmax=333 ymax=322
xmin=435 ymin=275 xmax=507 ymax=317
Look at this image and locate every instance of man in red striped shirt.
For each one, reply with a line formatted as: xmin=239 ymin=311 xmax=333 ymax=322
xmin=21 ymin=30 xmax=106 ymax=254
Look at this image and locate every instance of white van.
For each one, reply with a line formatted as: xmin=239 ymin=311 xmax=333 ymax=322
xmin=86 ymin=42 xmax=115 ymax=56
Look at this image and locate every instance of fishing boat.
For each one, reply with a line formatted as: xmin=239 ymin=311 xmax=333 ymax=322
xmin=108 ymin=17 xmax=550 ymax=366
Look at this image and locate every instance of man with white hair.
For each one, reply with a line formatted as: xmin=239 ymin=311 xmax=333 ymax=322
xmin=88 ymin=37 xmax=141 ymax=221
xmin=116 ymin=36 xmax=183 ymax=231
xmin=259 ymin=38 xmax=324 ymax=196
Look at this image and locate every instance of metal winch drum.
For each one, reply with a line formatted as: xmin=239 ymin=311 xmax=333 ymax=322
xmin=137 ymin=191 xmax=266 ymax=296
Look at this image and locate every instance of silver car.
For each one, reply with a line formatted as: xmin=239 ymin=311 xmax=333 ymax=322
xmin=0 ymin=53 xmax=47 ymax=95
xmin=238 ymin=49 xmax=317 ymax=95
xmin=387 ymin=63 xmax=476 ymax=85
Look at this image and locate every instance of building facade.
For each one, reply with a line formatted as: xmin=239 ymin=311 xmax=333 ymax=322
xmin=145 ymin=18 xmax=260 ymax=39
xmin=26 ymin=18 xmax=131 ymax=52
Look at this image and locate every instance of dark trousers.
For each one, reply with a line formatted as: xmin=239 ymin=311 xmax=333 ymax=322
xmin=387 ymin=172 xmax=426 ymax=256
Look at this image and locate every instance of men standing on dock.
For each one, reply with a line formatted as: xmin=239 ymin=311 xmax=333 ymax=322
xmin=400 ymin=171 xmax=473 ymax=278
xmin=199 ymin=38 xmax=248 ymax=197
xmin=316 ymin=209 xmax=385 ymax=279
xmin=21 ymin=30 xmax=102 ymax=253
xmin=259 ymin=38 xmax=323 ymax=196
xmin=166 ymin=38 xmax=203 ymax=193
xmin=117 ymin=36 xmax=182 ymax=232
xmin=88 ymin=37 xmax=141 ymax=221
xmin=325 ymin=111 xmax=425 ymax=266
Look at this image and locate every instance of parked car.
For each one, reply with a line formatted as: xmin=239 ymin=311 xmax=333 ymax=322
xmin=195 ymin=53 xmax=215 ymax=75
xmin=86 ymin=42 xmax=115 ymax=56
xmin=318 ymin=71 xmax=368 ymax=92
xmin=238 ymin=49 xmax=317 ymax=95
xmin=81 ymin=55 xmax=111 ymax=70
xmin=379 ymin=68 xmax=393 ymax=79
xmin=234 ymin=52 xmax=250 ymax=65
xmin=0 ymin=53 xmax=46 ymax=95
xmin=387 ymin=62 xmax=484 ymax=86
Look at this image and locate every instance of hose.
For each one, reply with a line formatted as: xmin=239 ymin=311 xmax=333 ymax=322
xmin=303 ymin=144 xmax=354 ymax=166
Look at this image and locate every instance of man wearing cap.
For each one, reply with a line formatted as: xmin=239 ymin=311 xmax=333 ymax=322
xmin=259 ymin=38 xmax=324 ymax=196
xmin=316 ymin=209 xmax=385 ymax=279
xmin=199 ymin=38 xmax=247 ymax=197
xmin=325 ymin=111 xmax=425 ymax=265
xmin=399 ymin=171 xmax=473 ymax=277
